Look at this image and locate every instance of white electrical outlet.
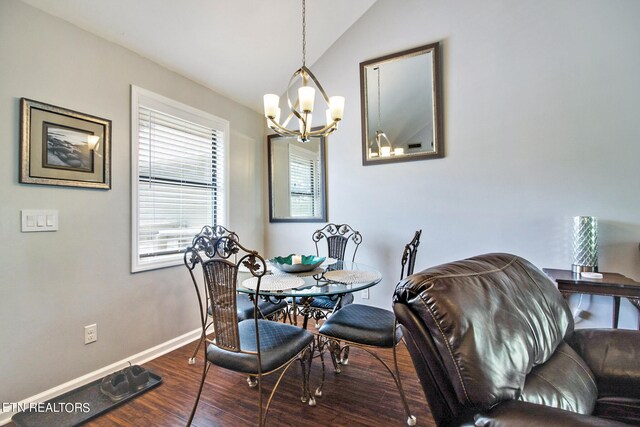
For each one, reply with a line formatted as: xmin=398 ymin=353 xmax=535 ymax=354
xmin=362 ymin=288 xmax=370 ymax=299
xmin=84 ymin=324 xmax=97 ymax=344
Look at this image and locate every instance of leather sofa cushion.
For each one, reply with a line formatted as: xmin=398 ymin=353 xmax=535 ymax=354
xmin=595 ymin=397 xmax=640 ymax=425
xmin=520 ymin=342 xmax=597 ymax=414
xmin=473 ymin=400 xmax=631 ymax=427
xmin=567 ymin=329 xmax=640 ymax=400
xmin=394 ymin=253 xmax=574 ymax=408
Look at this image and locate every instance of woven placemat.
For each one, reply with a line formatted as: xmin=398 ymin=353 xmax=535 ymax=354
xmin=242 ymin=274 xmax=305 ymax=291
xmin=323 ymin=270 xmax=382 ymax=284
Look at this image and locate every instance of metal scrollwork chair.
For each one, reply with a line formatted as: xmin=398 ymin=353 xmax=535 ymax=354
xmin=318 ymin=230 xmax=422 ymax=426
xmin=187 ymin=225 xmax=288 ymax=365
xmin=290 ymin=223 xmax=363 ymax=327
xmin=184 ymin=234 xmax=316 ymax=426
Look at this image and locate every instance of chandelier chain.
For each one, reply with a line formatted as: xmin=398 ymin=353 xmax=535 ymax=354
xmin=376 ymin=67 xmax=381 ymax=130
xmin=302 ymin=0 xmax=306 ymax=66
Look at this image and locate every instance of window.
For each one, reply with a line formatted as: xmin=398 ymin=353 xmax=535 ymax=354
xmin=288 ymin=145 xmax=321 ymax=218
xmin=131 ymin=86 xmax=228 ymax=272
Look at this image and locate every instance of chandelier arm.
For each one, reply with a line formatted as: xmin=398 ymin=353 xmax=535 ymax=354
xmin=291 ymin=107 xmax=305 ymax=124
xmin=267 ymin=117 xmax=299 ymax=136
xmin=269 ymin=104 xmax=315 ymax=137
xmin=379 ymin=131 xmax=393 ymax=149
xmin=301 ymin=66 xmax=331 ymax=104
xmin=281 ymin=109 xmax=296 ymax=128
xmin=286 ymin=67 xmax=305 ymax=114
xmin=307 ymin=122 xmax=338 ymax=137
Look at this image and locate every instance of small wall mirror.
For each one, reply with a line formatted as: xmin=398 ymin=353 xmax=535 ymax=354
xmin=360 ymin=42 xmax=443 ymax=165
xmin=268 ymin=133 xmax=327 ymax=222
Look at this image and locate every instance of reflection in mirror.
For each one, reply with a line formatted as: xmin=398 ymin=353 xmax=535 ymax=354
xmin=268 ymin=133 xmax=327 ymax=222
xmin=360 ymin=42 xmax=443 ymax=165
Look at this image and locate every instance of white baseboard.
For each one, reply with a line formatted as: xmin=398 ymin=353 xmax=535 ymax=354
xmin=0 ymin=328 xmax=201 ymax=426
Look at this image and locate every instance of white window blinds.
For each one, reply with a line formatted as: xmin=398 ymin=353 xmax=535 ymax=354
xmin=131 ymin=86 xmax=228 ymax=272
xmin=289 ymin=146 xmax=321 ymax=218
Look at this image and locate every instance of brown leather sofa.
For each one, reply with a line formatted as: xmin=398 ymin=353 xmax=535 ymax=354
xmin=393 ymin=253 xmax=640 ymax=426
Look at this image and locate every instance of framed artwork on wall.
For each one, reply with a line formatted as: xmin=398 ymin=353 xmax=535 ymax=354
xmin=20 ymin=98 xmax=112 ymax=189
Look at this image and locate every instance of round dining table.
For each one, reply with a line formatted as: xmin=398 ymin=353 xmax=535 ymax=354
xmin=237 ymin=260 xmax=382 ymax=329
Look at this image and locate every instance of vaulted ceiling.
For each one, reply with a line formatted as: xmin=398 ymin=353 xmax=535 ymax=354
xmin=21 ymin=0 xmax=377 ymax=113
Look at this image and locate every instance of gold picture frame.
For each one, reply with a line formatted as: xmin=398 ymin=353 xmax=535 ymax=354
xmin=20 ymin=98 xmax=111 ymax=189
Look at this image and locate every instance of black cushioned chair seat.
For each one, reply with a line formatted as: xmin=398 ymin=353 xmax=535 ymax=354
xmin=319 ymin=304 xmax=402 ymax=348
xmin=236 ymin=294 xmax=287 ymax=321
xmin=291 ymin=293 xmax=354 ymax=309
xmin=207 ymin=319 xmax=314 ymax=374
xmin=207 ymin=295 xmax=287 ymax=321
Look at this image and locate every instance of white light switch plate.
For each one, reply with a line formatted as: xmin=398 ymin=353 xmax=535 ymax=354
xmin=21 ymin=209 xmax=58 ymax=232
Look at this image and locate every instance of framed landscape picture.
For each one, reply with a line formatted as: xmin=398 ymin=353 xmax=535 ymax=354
xmin=20 ymin=98 xmax=111 ymax=189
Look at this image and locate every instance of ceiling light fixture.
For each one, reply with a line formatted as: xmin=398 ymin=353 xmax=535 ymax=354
xmin=263 ymin=0 xmax=344 ymax=143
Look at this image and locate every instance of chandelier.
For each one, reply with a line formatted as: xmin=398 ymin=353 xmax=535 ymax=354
xmin=263 ymin=0 xmax=344 ymax=143
xmin=369 ymin=66 xmax=403 ymax=158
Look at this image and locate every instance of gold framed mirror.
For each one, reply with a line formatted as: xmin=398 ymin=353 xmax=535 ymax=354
xmin=360 ymin=42 xmax=443 ymax=165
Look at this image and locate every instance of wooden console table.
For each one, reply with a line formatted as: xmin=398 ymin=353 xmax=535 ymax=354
xmin=543 ymin=268 xmax=640 ymax=329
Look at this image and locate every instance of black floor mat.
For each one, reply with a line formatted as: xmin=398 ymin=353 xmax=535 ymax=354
xmin=12 ymin=370 xmax=162 ymax=427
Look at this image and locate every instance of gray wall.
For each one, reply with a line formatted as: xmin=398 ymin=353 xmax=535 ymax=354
xmin=265 ymin=0 xmax=640 ymax=328
xmin=0 ymin=0 xmax=264 ymax=404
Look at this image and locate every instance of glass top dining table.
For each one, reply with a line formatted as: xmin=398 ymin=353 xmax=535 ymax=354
xmin=236 ymin=260 xmax=382 ymax=328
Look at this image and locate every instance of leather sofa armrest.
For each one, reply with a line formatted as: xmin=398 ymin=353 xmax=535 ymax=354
xmin=566 ymin=329 xmax=640 ymax=399
xmin=473 ymin=400 xmax=630 ymax=426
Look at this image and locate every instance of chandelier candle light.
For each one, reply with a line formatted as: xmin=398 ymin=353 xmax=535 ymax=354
xmin=263 ymin=0 xmax=344 ymax=143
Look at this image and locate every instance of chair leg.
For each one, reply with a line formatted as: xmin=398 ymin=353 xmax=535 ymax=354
xmin=258 ymin=376 xmax=264 ymax=427
xmin=326 ymin=338 xmax=353 ymax=372
xmin=298 ymin=345 xmax=316 ymax=405
xmin=341 ymin=345 xmax=350 ymax=365
xmin=187 ymin=362 xmax=210 ymax=426
xmin=247 ymin=376 xmax=258 ymax=387
xmin=392 ymin=344 xmax=416 ymax=426
xmin=188 ymin=331 xmax=205 ymax=365
xmin=262 ymin=351 xmax=314 ymax=426
xmin=347 ymin=344 xmax=416 ymax=426
xmin=327 ymin=339 xmax=342 ymax=373
xmin=286 ymin=305 xmax=295 ymax=324
xmin=315 ymin=336 xmax=325 ymax=397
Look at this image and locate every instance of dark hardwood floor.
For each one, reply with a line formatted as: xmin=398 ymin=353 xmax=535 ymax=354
xmin=11 ymin=324 xmax=436 ymax=426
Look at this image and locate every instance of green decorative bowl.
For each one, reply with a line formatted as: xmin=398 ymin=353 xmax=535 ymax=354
xmin=269 ymin=254 xmax=326 ymax=273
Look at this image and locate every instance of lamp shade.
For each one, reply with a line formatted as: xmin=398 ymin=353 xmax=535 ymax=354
xmin=263 ymin=94 xmax=280 ymax=118
xmin=329 ymin=96 xmax=345 ymax=120
xmin=298 ymin=86 xmax=315 ymax=112
xmin=572 ymin=216 xmax=598 ymax=273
